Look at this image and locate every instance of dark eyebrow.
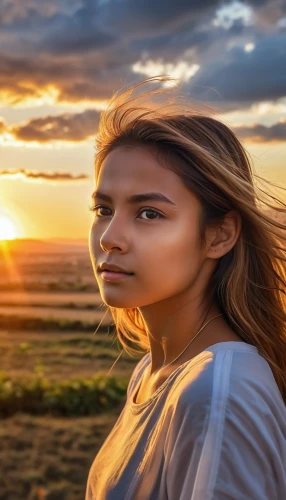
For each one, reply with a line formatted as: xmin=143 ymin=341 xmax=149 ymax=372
xmin=91 ymin=190 xmax=176 ymax=206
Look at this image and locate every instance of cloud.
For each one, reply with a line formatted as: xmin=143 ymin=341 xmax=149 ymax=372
xmin=0 ymin=51 xmax=140 ymax=105
xmin=233 ymin=119 xmax=286 ymax=143
xmin=250 ymin=0 xmax=286 ymax=27
xmin=0 ymin=0 xmax=81 ymax=25
xmin=212 ymin=0 xmax=254 ymax=30
xmin=1 ymin=0 xmax=219 ymax=35
xmin=0 ymin=119 xmax=6 ymax=133
xmin=0 ymin=169 xmax=89 ymax=181
xmin=0 ymin=0 xmax=285 ymax=111
xmin=2 ymin=107 xmax=286 ymax=146
xmin=10 ymin=109 xmax=100 ymax=142
xmin=0 ymin=1 xmax=219 ymax=105
xmin=95 ymin=0 xmax=221 ymax=35
xmin=186 ymin=33 xmax=286 ymax=110
xmin=132 ymin=59 xmax=200 ymax=83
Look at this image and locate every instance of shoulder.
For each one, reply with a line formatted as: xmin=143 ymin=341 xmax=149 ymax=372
xmin=165 ymin=345 xmax=286 ymax=498
xmin=171 ymin=344 xmax=285 ymax=430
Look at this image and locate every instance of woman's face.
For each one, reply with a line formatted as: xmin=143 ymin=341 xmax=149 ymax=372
xmin=89 ymin=145 xmax=209 ymax=309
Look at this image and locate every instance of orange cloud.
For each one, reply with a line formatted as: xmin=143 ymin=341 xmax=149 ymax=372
xmin=233 ymin=119 xmax=286 ymax=143
xmin=0 ymin=169 xmax=89 ymax=181
xmin=0 ymin=120 xmax=6 ymax=133
xmin=1 ymin=111 xmax=286 ymax=145
xmin=10 ymin=109 xmax=100 ymax=143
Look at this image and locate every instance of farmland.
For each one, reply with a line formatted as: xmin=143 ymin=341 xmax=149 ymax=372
xmin=0 ymin=239 xmax=141 ymax=500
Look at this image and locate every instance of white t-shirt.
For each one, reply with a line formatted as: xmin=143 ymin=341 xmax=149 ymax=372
xmin=85 ymin=341 xmax=286 ymax=499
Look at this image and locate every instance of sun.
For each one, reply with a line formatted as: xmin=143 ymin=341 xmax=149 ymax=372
xmin=0 ymin=214 xmax=20 ymax=240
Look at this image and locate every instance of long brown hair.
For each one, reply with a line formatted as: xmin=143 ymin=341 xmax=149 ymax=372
xmin=93 ymin=76 xmax=286 ymax=403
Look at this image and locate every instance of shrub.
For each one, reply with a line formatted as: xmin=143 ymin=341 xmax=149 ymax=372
xmin=0 ymin=371 xmax=128 ymax=417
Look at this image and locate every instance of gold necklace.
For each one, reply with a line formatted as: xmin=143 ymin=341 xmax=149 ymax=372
xmin=149 ymin=313 xmax=223 ymax=373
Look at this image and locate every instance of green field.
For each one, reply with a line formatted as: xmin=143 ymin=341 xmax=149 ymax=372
xmin=0 ymin=241 xmax=143 ymax=500
xmin=0 ymin=326 xmax=140 ymax=500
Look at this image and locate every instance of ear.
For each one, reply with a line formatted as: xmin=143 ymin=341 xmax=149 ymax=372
xmin=205 ymin=210 xmax=242 ymax=259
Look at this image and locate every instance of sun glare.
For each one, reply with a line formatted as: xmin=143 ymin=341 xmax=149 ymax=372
xmin=0 ymin=215 xmax=20 ymax=240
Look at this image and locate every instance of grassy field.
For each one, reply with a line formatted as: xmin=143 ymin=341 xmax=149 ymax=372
xmin=0 ymin=240 xmax=142 ymax=500
xmin=0 ymin=329 xmax=137 ymax=381
xmin=0 ymin=412 xmax=123 ymax=500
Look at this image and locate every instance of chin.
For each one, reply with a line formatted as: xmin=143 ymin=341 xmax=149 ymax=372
xmin=100 ymin=293 xmax=139 ymax=309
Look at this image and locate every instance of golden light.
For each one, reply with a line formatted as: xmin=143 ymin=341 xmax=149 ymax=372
xmin=0 ymin=214 xmax=20 ymax=240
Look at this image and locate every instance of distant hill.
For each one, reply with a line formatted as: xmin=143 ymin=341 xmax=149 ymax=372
xmin=0 ymin=238 xmax=89 ymax=255
xmin=47 ymin=238 xmax=88 ymax=245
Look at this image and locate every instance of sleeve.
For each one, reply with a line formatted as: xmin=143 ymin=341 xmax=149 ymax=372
xmin=164 ymin=385 xmax=286 ymax=500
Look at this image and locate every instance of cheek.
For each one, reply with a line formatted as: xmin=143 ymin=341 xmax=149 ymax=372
xmin=137 ymin=226 xmax=201 ymax=297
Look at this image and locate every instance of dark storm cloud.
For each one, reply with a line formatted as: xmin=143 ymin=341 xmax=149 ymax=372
xmin=0 ymin=0 xmax=285 ymax=110
xmin=0 ymin=52 xmax=76 ymax=104
xmin=0 ymin=0 xmax=219 ymax=33
xmin=233 ymin=120 xmax=286 ymax=143
xmin=38 ymin=1 xmax=117 ymax=55
xmin=43 ymin=29 xmax=115 ymax=55
xmin=0 ymin=169 xmax=89 ymax=181
xmin=0 ymin=49 xmax=141 ymax=104
xmin=11 ymin=109 xmax=100 ymax=142
xmin=96 ymin=0 xmax=221 ymax=35
xmin=0 ymin=0 xmax=234 ymax=104
xmin=0 ymin=0 xmax=80 ymax=25
xmin=186 ymin=33 xmax=286 ymax=109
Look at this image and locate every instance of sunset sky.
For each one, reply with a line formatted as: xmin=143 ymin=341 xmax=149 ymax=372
xmin=0 ymin=0 xmax=286 ymax=239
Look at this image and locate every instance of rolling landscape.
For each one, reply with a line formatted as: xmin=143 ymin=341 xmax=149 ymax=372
xmin=0 ymin=239 xmax=141 ymax=500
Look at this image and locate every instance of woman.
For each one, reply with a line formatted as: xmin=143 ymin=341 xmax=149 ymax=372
xmin=85 ymin=76 xmax=286 ymax=499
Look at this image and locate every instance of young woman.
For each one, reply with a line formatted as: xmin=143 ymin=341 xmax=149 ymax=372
xmin=85 ymin=76 xmax=286 ymax=499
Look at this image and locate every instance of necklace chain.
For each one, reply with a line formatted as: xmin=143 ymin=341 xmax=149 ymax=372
xmin=150 ymin=313 xmax=223 ymax=373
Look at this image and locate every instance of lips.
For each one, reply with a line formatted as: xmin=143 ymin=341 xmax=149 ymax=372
xmin=102 ymin=270 xmax=132 ymax=275
xmin=100 ymin=270 xmax=134 ymax=282
xmin=98 ymin=262 xmax=133 ymax=274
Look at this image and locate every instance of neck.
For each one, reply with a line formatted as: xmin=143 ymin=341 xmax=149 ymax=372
xmin=138 ymin=290 xmax=224 ymax=374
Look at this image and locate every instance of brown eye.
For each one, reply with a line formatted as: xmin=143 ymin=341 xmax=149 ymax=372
xmin=89 ymin=205 xmax=111 ymax=216
xmin=138 ymin=209 xmax=162 ymax=220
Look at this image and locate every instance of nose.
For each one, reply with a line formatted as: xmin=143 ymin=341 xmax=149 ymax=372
xmin=99 ymin=216 xmax=128 ymax=253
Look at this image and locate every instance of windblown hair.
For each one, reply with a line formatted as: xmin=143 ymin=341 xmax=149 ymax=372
xmin=93 ymin=76 xmax=286 ymax=403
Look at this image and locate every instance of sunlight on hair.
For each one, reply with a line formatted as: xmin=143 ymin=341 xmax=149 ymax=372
xmin=93 ymin=75 xmax=286 ymax=403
